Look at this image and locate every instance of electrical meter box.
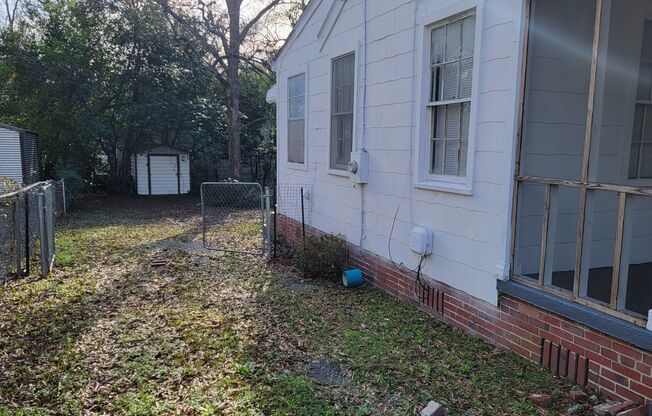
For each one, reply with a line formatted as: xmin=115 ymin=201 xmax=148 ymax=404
xmin=348 ymin=151 xmax=369 ymax=184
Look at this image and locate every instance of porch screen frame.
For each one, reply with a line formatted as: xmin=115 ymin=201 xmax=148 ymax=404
xmin=510 ymin=0 xmax=649 ymax=327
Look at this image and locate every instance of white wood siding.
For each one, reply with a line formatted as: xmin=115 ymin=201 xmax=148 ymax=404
xmin=274 ymin=0 xmax=525 ymax=305
xmin=0 ymin=128 xmax=23 ymax=184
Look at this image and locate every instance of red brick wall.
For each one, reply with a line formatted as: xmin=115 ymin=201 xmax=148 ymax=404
xmin=277 ymin=215 xmax=652 ymax=405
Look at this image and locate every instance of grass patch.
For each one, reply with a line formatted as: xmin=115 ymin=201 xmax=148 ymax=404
xmin=0 ymin=196 xmax=594 ymax=415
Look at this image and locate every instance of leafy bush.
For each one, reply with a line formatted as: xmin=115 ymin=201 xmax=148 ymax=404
xmin=294 ymin=234 xmax=347 ymax=279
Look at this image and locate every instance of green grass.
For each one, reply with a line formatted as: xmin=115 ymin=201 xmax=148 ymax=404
xmin=0 ymin=196 xmax=593 ymax=415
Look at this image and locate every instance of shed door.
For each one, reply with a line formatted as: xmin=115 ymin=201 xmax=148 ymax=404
xmin=149 ymin=155 xmax=179 ymax=195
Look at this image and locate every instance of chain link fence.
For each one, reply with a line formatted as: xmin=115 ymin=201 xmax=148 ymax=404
xmin=0 ymin=180 xmax=66 ymax=281
xmin=201 ymin=182 xmax=271 ymax=257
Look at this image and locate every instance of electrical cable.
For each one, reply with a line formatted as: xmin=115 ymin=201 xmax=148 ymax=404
xmin=387 ymin=199 xmax=430 ymax=276
xmin=373 ymin=2 xmax=437 ymax=302
xmin=410 ymin=254 xmax=436 ymax=304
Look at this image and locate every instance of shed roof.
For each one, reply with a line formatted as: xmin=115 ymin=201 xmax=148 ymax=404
xmin=0 ymin=123 xmax=38 ymax=135
xmin=137 ymin=145 xmax=189 ymax=155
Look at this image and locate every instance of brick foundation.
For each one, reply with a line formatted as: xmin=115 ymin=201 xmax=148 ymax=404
xmin=277 ymin=214 xmax=652 ymax=405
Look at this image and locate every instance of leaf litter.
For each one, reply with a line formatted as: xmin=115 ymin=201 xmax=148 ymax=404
xmin=0 ymin=195 xmax=595 ymax=415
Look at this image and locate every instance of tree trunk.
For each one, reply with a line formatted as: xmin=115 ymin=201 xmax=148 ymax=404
xmin=226 ymin=71 xmax=241 ymax=180
xmin=226 ymin=0 xmax=242 ymax=180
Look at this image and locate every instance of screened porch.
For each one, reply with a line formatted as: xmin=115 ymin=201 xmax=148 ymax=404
xmin=512 ymin=0 xmax=652 ymax=326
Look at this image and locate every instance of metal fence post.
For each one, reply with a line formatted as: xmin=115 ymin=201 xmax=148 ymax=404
xmin=37 ymin=191 xmax=48 ymax=276
xmin=300 ymin=187 xmax=306 ymax=240
xmin=13 ymin=198 xmax=22 ymax=275
xmin=46 ymin=185 xmax=55 ymax=270
xmin=273 ymin=190 xmax=277 ymax=260
xmin=264 ymin=187 xmax=272 ymax=261
xmin=61 ymin=178 xmax=67 ymax=214
xmin=24 ymin=193 xmax=29 ymax=276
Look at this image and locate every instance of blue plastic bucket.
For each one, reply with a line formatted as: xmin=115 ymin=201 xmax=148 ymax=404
xmin=342 ymin=269 xmax=364 ymax=288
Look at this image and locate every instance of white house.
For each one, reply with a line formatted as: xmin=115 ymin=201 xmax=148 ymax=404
xmin=0 ymin=124 xmax=39 ymax=187
xmin=131 ymin=145 xmax=190 ymax=195
xmin=271 ymin=0 xmax=652 ymax=404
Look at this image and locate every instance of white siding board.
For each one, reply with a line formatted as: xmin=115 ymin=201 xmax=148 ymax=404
xmin=0 ymin=128 xmax=23 ymax=184
xmin=275 ymin=0 xmax=525 ymax=305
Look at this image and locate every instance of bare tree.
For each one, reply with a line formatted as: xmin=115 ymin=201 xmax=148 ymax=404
xmin=2 ymin=0 xmax=20 ymax=31
xmin=156 ymin=0 xmax=290 ymax=180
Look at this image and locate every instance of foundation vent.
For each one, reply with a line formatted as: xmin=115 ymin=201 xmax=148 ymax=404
xmin=416 ymin=285 xmax=445 ymax=314
xmin=541 ymin=339 xmax=589 ymax=386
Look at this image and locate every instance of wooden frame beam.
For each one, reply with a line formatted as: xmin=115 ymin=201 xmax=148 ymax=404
xmin=516 ymin=176 xmax=652 ymax=197
xmin=509 ymin=0 xmax=532 ymax=277
xmin=609 ymin=192 xmax=626 ymax=309
xmin=538 ymin=183 xmax=551 ymax=285
xmin=574 ymin=0 xmax=603 ymax=296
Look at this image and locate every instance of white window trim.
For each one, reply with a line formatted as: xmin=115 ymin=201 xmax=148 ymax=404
xmin=413 ymin=0 xmax=483 ymax=195
xmin=286 ymin=64 xmax=309 ymax=171
xmin=327 ymin=46 xmax=358 ymax=177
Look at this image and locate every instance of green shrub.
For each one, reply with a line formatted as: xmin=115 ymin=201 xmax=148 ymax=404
xmin=294 ymin=234 xmax=347 ymax=279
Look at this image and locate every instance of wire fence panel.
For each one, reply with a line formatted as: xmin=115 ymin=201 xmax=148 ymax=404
xmin=201 ymin=182 xmax=270 ymax=255
xmin=0 ymin=180 xmax=65 ymax=281
xmin=277 ymin=184 xmax=312 ymax=226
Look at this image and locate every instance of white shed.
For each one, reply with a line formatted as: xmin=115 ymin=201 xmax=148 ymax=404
xmin=131 ymin=145 xmax=190 ymax=195
xmin=0 ymin=124 xmax=39 ymax=186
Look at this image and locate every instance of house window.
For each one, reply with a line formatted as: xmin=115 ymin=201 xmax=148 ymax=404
xmin=630 ymin=20 xmax=652 ymax=179
xmin=330 ymin=53 xmax=355 ymax=170
xmin=288 ymin=73 xmax=306 ymax=164
xmin=428 ymin=12 xmax=475 ymax=177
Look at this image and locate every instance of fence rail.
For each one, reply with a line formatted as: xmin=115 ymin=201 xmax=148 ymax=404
xmin=0 ymin=180 xmax=66 ymax=281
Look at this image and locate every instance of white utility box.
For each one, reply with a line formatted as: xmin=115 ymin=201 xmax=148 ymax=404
xmin=410 ymin=226 xmax=434 ymax=256
xmin=348 ymin=150 xmax=369 ymax=184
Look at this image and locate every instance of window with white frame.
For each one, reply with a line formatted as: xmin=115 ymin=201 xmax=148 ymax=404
xmin=428 ymin=12 xmax=475 ymax=177
xmin=288 ymin=73 xmax=306 ymax=164
xmin=330 ymin=53 xmax=355 ymax=170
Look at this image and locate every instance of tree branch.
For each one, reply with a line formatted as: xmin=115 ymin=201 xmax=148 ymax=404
xmin=239 ymin=0 xmax=283 ymax=42
xmin=153 ymin=0 xmax=229 ymax=78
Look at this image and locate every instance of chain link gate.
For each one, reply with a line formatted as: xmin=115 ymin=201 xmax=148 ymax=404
xmin=200 ymin=182 xmax=272 ymax=257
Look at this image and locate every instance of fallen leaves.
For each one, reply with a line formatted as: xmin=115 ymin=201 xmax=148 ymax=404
xmin=0 ymin=196 xmax=595 ymax=415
